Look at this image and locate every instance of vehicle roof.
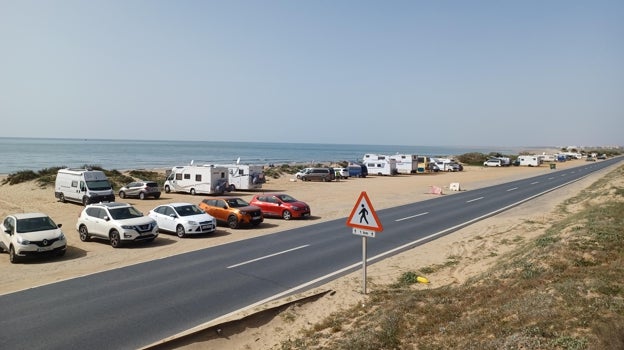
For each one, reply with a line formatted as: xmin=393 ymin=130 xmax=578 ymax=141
xmin=204 ymin=197 xmax=244 ymax=200
xmin=9 ymin=212 xmax=49 ymax=219
xmin=87 ymin=202 xmax=132 ymax=208
xmin=161 ymin=202 xmax=196 ymax=207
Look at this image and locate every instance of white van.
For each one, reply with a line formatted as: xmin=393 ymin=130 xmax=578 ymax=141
xmin=55 ymin=168 xmax=115 ymax=206
xmin=517 ymin=155 xmax=541 ymax=167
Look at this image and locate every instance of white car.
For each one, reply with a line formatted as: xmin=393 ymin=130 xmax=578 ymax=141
xmin=334 ymin=167 xmax=350 ymax=179
xmin=294 ymin=168 xmax=311 ymax=179
xmin=76 ymin=202 xmax=158 ymax=248
xmin=1 ymin=213 xmax=67 ymax=263
xmin=149 ymin=203 xmax=216 ymax=238
xmin=483 ymin=159 xmax=503 ymax=167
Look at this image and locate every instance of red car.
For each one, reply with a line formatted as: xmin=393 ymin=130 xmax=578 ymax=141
xmin=249 ymin=193 xmax=311 ymax=220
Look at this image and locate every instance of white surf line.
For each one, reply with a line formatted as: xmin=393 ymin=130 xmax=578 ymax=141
xmin=395 ymin=212 xmax=429 ymax=222
xmin=143 ymin=170 xmax=599 ymax=349
xmin=506 ymin=187 xmax=518 ymax=192
xmin=466 ymin=197 xmax=483 ymax=203
xmin=530 ymin=181 xmax=539 ymax=185
xmin=227 ymin=245 xmax=310 ymax=269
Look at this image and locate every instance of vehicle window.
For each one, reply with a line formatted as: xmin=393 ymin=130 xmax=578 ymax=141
xmin=86 ymin=180 xmax=112 ymax=191
xmin=176 ymin=174 xmax=183 ymax=180
xmin=163 ymin=207 xmax=175 ymax=216
xmin=109 ymin=206 xmax=142 ymax=220
xmin=176 ymin=205 xmax=203 ymax=216
xmin=153 ymin=206 xmax=165 ymax=215
xmin=195 ymin=174 xmax=201 ymax=181
xmin=85 ymin=207 xmax=100 ymax=218
xmin=227 ymin=198 xmax=249 ymax=207
xmin=183 ymin=174 xmax=191 ymax=180
xmin=215 ymin=199 xmax=226 ymax=208
xmin=276 ymin=194 xmax=296 ymax=202
xmin=71 ymin=180 xmax=78 ymax=188
xmin=16 ymin=216 xmax=57 ymax=233
xmin=146 ymin=182 xmax=158 ymax=188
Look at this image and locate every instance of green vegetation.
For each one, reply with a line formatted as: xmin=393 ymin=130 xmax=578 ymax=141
xmin=279 ymin=165 xmax=624 ymax=350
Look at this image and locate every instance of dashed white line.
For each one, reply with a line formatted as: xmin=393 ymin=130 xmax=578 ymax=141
xmin=530 ymin=181 xmax=539 ymax=185
xmin=466 ymin=197 xmax=484 ymax=203
xmin=227 ymin=245 xmax=310 ymax=268
xmin=395 ymin=212 xmax=429 ymax=222
xmin=507 ymin=187 xmax=518 ymax=192
xmin=548 ymin=177 xmax=554 ymax=180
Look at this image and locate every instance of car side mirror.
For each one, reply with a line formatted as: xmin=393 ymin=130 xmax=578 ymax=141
xmin=57 ymin=224 xmax=63 ymax=228
xmin=103 ymin=216 xmax=110 ymax=221
xmin=223 ymin=205 xmax=227 ymax=209
xmin=169 ymin=214 xmax=176 ymax=218
xmin=4 ymin=228 xmax=11 ymax=234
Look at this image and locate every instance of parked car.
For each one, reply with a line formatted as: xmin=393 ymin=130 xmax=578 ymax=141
xmin=149 ymin=203 xmax=216 ymax=238
xmin=76 ymin=202 xmax=158 ymax=248
xmin=294 ymin=168 xmax=311 ymax=179
xmin=198 ymin=197 xmax=263 ymax=229
xmin=249 ymin=193 xmax=311 ymax=220
xmin=483 ymin=159 xmax=503 ymax=167
xmin=597 ymin=154 xmax=607 ymax=160
xmin=1 ymin=213 xmax=67 ymax=263
xmin=301 ymin=168 xmax=334 ymax=182
xmin=448 ymin=162 xmax=464 ymax=171
xmin=118 ymin=180 xmax=161 ymax=200
xmin=334 ymin=167 xmax=350 ymax=179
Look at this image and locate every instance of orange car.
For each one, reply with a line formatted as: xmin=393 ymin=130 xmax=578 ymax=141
xmin=198 ymin=197 xmax=263 ymax=229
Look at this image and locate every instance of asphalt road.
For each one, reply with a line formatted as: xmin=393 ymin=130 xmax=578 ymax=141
xmin=0 ymin=158 xmax=620 ymax=349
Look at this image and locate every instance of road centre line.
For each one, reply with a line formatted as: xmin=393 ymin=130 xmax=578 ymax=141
xmin=395 ymin=212 xmax=429 ymax=222
xmin=507 ymin=187 xmax=518 ymax=192
xmin=227 ymin=245 xmax=310 ymax=269
xmin=530 ymin=181 xmax=539 ymax=184
xmin=548 ymin=177 xmax=555 ymax=180
xmin=466 ymin=197 xmax=484 ymax=203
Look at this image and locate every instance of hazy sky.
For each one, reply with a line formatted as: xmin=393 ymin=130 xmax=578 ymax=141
xmin=1 ymin=1 xmax=622 ymax=148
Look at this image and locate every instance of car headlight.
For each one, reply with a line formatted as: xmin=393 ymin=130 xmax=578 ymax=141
xmin=291 ymin=206 xmax=300 ymax=211
xmin=188 ymin=221 xmax=198 ymax=226
xmin=59 ymin=232 xmax=66 ymax=241
xmin=121 ymin=225 xmax=134 ymax=230
xmin=16 ymin=236 xmax=30 ymax=244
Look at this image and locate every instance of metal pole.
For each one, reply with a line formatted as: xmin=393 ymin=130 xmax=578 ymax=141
xmin=362 ymin=236 xmax=367 ymax=294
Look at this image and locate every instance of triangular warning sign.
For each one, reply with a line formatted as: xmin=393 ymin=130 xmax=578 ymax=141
xmin=346 ymin=191 xmax=383 ymax=231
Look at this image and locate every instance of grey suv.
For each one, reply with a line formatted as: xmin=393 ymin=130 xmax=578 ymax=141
xmin=301 ymin=168 xmax=335 ymax=182
xmin=119 ymin=181 xmax=161 ymax=200
xmin=76 ymin=202 xmax=158 ymax=247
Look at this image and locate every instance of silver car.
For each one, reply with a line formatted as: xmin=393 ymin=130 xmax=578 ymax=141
xmin=118 ymin=181 xmax=161 ymax=200
xmin=148 ymin=203 xmax=216 ymax=238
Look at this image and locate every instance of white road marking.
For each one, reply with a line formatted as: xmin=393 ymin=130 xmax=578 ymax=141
xmin=466 ymin=197 xmax=483 ymax=203
xmin=530 ymin=181 xmax=539 ymax=185
xmin=507 ymin=187 xmax=518 ymax=192
xmin=227 ymin=245 xmax=310 ymax=268
xmin=395 ymin=212 xmax=429 ymax=222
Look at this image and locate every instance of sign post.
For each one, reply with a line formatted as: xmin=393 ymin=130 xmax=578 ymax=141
xmin=346 ymin=191 xmax=383 ymax=294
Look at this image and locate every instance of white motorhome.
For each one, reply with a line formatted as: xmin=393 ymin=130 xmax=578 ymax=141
xmin=219 ymin=164 xmax=265 ymax=191
xmin=55 ymin=168 xmax=115 ymax=205
xmin=389 ymin=154 xmax=418 ymax=174
xmin=164 ymin=165 xmax=229 ymax=195
xmin=517 ymin=155 xmax=541 ymax=167
xmin=363 ymin=154 xmax=397 ymax=176
xmin=430 ymin=157 xmax=454 ymax=172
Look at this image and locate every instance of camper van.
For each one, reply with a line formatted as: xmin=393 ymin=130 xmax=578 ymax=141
xmin=389 ymin=154 xmax=418 ymax=174
xmin=221 ymin=164 xmax=265 ymax=191
xmin=347 ymin=163 xmax=368 ymax=178
xmin=516 ymin=155 xmax=541 ymax=167
xmin=417 ymin=156 xmax=430 ymax=173
xmin=363 ymin=154 xmax=397 ymax=176
xmin=164 ymin=165 xmax=229 ymax=195
xmin=55 ymin=168 xmax=115 ymax=205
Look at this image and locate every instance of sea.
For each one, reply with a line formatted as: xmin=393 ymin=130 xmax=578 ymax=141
xmin=0 ymin=137 xmax=523 ymax=174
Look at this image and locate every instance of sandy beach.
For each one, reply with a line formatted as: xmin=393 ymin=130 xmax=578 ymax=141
xmin=0 ymin=159 xmax=615 ymax=349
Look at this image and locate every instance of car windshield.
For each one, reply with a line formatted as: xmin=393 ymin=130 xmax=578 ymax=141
xmin=175 ymin=205 xmax=203 ymax=217
xmin=276 ymin=194 xmax=297 ymax=202
xmin=108 ymin=206 xmax=143 ymax=220
xmin=86 ymin=180 xmax=112 ymax=191
xmin=226 ymin=198 xmax=250 ymax=207
xmin=16 ymin=216 xmax=58 ymax=233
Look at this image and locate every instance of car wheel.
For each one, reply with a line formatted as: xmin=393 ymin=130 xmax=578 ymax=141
xmin=139 ymin=192 xmax=146 ymax=200
xmin=82 ymin=196 xmax=89 ymax=206
xmin=176 ymin=225 xmax=186 ymax=238
xmin=119 ymin=191 xmax=126 ymax=199
xmin=79 ymin=225 xmax=91 ymax=242
xmin=227 ymin=216 xmax=239 ymax=229
xmin=190 ymin=188 xmax=196 ymax=195
xmin=109 ymin=230 xmax=122 ymax=248
xmin=59 ymin=193 xmax=66 ymax=203
xmin=9 ymin=246 xmax=20 ymax=264
xmin=282 ymin=210 xmax=292 ymax=220
xmin=164 ymin=185 xmax=171 ymax=193
xmin=154 ymin=193 xmax=161 ymax=199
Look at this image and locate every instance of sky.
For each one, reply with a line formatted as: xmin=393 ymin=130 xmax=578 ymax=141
xmin=1 ymin=1 xmax=622 ymax=148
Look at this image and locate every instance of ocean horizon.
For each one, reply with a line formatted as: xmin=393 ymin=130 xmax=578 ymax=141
xmin=0 ymin=137 xmax=534 ymax=174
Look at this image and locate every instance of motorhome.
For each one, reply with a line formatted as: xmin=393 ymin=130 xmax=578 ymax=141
xmin=164 ymin=165 xmax=229 ymax=195
xmin=430 ymin=157 xmax=455 ymax=172
xmin=217 ymin=164 xmax=265 ymax=191
xmin=55 ymin=168 xmax=115 ymax=205
xmin=362 ymin=154 xmax=397 ymax=176
xmin=516 ymin=155 xmax=541 ymax=167
xmin=389 ymin=154 xmax=418 ymax=174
